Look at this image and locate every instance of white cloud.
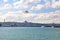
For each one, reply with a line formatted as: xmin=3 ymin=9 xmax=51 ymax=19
xmin=13 ymin=1 xmax=29 ymax=9
xmin=51 ymin=0 xmax=60 ymax=8
xmin=0 ymin=0 xmax=60 ymax=23
xmin=13 ymin=0 xmax=42 ymax=10
xmin=24 ymin=0 xmax=41 ymax=4
xmin=36 ymin=0 xmax=60 ymax=8
xmin=1 ymin=0 xmax=60 ymax=11
xmin=3 ymin=0 xmax=8 ymax=2
xmin=29 ymin=0 xmax=59 ymax=10
xmin=4 ymin=4 xmax=12 ymax=9
xmin=1 ymin=0 xmax=60 ymax=10
xmin=30 ymin=4 xmax=44 ymax=10
xmin=34 ymin=4 xmax=44 ymax=10
xmin=1 ymin=11 xmax=35 ymax=22
xmin=44 ymin=1 xmax=51 ymax=8
xmin=26 ymin=10 xmax=60 ymax=23
xmin=0 ymin=10 xmax=60 ymax=23
xmin=0 ymin=4 xmax=12 ymax=10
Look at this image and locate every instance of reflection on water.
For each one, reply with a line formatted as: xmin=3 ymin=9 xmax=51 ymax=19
xmin=0 ymin=27 xmax=60 ymax=40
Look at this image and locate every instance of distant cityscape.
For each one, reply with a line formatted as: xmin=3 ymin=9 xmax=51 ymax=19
xmin=0 ymin=20 xmax=60 ymax=27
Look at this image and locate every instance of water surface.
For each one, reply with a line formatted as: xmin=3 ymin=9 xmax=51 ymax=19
xmin=0 ymin=27 xmax=60 ymax=40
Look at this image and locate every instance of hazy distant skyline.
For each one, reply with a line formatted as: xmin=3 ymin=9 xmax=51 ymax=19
xmin=0 ymin=0 xmax=60 ymax=23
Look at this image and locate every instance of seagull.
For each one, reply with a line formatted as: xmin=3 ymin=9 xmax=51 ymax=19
xmin=24 ymin=11 xmax=29 ymax=14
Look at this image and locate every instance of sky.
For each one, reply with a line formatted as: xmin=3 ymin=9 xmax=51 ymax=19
xmin=0 ymin=0 xmax=60 ymax=23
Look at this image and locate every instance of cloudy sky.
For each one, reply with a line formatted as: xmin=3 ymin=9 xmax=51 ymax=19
xmin=0 ymin=0 xmax=60 ymax=23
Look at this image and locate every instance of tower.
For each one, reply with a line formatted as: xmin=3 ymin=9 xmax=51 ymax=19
xmin=4 ymin=19 xmax=5 ymax=22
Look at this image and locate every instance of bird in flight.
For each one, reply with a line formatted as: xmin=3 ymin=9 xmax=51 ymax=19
xmin=24 ymin=11 xmax=29 ymax=14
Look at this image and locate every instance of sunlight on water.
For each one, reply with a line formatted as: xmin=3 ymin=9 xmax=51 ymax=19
xmin=0 ymin=27 xmax=60 ymax=40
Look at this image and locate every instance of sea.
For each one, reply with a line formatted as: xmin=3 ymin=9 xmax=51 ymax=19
xmin=0 ymin=27 xmax=60 ymax=40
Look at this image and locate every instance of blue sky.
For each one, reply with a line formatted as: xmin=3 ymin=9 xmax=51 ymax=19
xmin=0 ymin=0 xmax=60 ymax=23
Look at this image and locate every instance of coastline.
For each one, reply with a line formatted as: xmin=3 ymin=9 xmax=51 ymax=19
xmin=0 ymin=22 xmax=60 ymax=27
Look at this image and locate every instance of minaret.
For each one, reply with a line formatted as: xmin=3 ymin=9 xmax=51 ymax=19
xmin=4 ymin=19 xmax=5 ymax=22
